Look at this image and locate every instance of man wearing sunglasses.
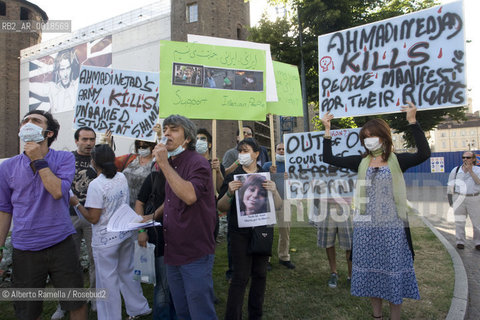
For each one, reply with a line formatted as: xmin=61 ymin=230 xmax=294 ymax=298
xmin=447 ymin=151 xmax=480 ymax=250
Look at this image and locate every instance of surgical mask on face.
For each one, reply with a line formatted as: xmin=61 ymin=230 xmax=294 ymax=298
xmin=238 ymin=153 xmax=254 ymax=166
xmin=276 ymin=154 xmax=285 ymax=163
xmin=364 ymin=137 xmax=382 ymax=152
xmin=195 ymin=140 xmax=208 ymax=154
xmin=168 ymin=145 xmax=185 ymax=158
xmin=138 ymin=148 xmax=151 ymax=158
xmin=18 ymin=122 xmax=45 ymax=143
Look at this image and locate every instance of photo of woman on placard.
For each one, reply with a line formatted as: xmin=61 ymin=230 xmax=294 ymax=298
xmin=237 ymin=174 xmax=269 ymax=216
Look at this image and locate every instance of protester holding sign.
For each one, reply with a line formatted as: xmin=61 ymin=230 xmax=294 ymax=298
xmin=321 ymin=102 xmax=430 ymax=320
xmin=218 ymin=138 xmax=282 ymax=320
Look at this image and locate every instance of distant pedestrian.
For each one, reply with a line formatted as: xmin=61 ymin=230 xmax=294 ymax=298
xmin=447 ymin=151 xmax=480 ymax=250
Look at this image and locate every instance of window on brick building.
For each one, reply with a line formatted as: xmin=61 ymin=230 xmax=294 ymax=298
xmin=187 ymin=3 xmax=198 ymax=23
xmin=20 ymin=7 xmax=30 ymax=20
xmin=0 ymin=2 xmax=5 ymax=16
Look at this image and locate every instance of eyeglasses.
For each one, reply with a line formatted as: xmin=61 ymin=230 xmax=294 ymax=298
xmin=462 ymin=156 xmax=473 ymax=159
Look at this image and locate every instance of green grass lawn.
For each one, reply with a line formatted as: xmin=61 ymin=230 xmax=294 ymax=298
xmin=0 ymin=211 xmax=453 ymax=319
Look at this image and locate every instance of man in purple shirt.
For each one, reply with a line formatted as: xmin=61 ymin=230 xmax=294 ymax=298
xmin=0 ymin=110 xmax=87 ymax=320
xmin=153 ymin=114 xmax=217 ymax=319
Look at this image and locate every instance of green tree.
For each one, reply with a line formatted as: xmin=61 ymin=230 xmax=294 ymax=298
xmin=249 ymin=0 xmax=466 ymax=146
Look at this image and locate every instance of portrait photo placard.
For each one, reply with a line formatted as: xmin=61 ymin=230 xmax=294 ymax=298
xmin=234 ymin=172 xmax=276 ymax=228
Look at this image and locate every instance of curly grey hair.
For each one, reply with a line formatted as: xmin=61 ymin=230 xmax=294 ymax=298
xmin=163 ymin=114 xmax=197 ymax=150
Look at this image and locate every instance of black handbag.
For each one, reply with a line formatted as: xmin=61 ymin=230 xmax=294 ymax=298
xmin=248 ymin=225 xmax=274 ymax=256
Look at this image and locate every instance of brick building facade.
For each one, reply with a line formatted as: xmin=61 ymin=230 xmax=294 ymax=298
xmin=171 ymin=0 xmax=271 ymax=159
xmin=0 ymin=0 xmax=46 ymax=158
xmin=10 ymin=1 xmax=275 ymax=160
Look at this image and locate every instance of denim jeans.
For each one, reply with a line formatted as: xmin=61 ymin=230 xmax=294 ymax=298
xmin=154 ymin=256 xmax=176 ymax=320
xmin=166 ymin=254 xmax=217 ymax=320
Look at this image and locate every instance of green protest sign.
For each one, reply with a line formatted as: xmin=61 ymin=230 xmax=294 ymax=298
xmin=267 ymin=61 xmax=303 ymax=116
xmin=159 ymin=40 xmax=267 ymax=120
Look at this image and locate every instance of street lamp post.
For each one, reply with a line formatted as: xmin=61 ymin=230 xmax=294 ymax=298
xmin=297 ymin=6 xmax=309 ymax=132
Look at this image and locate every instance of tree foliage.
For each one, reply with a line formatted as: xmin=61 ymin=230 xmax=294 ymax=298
xmin=249 ymin=0 xmax=466 ymax=146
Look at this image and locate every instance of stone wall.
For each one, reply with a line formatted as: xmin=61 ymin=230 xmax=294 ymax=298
xmin=0 ymin=0 xmax=46 ymax=157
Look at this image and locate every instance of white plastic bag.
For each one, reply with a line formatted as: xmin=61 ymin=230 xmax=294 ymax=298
xmin=133 ymin=242 xmax=156 ymax=285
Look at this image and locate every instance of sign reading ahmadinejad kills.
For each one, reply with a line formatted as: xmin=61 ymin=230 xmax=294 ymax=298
xmin=318 ymin=1 xmax=465 ymax=118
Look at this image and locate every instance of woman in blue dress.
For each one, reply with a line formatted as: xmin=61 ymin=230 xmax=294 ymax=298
xmin=321 ymin=102 xmax=431 ymax=320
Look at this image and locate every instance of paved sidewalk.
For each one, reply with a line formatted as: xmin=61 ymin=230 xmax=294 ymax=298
xmin=409 ymin=186 xmax=480 ymax=320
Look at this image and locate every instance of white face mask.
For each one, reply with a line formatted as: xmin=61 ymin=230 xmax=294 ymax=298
xmin=18 ymin=122 xmax=45 ymax=143
xmin=276 ymin=154 xmax=285 ymax=163
xmin=168 ymin=141 xmax=186 ymax=158
xmin=364 ymin=137 xmax=382 ymax=152
xmin=195 ymin=140 xmax=209 ymax=154
xmin=238 ymin=153 xmax=254 ymax=166
xmin=138 ymin=148 xmax=151 ymax=158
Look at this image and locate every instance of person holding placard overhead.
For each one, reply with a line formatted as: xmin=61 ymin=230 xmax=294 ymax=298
xmin=321 ymin=102 xmax=430 ymax=320
xmin=218 ymin=138 xmax=283 ymax=320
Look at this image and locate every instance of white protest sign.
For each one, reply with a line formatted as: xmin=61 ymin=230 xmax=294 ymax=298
xmin=187 ymin=34 xmax=278 ymax=102
xmin=74 ymin=66 xmax=159 ymax=141
xmin=318 ymin=1 xmax=465 ymax=118
xmin=285 ymin=128 xmax=362 ymax=199
xmin=234 ymin=172 xmax=276 ymax=228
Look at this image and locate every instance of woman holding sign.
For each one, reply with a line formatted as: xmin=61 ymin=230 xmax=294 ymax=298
xmin=321 ymin=102 xmax=430 ymax=320
xmin=218 ymin=138 xmax=282 ymax=320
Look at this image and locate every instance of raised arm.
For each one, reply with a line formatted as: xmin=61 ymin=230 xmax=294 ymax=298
xmin=27 ymin=147 xmax=74 ymax=200
xmin=321 ymin=112 xmax=361 ymax=171
xmin=397 ymin=102 xmax=431 ymax=171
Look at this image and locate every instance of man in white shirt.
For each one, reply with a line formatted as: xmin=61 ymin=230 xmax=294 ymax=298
xmin=447 ymin=151 xmax=480 ymax=250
